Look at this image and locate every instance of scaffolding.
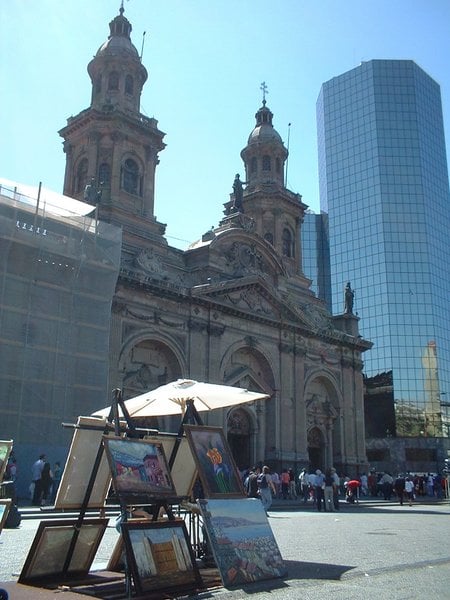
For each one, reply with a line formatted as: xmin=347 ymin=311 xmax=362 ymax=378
xmin=0 ymin=180 xmax=122 ymax=497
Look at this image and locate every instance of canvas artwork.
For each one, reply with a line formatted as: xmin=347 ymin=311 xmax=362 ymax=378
xmin=54 ymin=416 xmax=112 ymax=509
xmin=104 ymin=437 xmax=176 ymax=499
xmin=199 ymin=498 xmax=287 ymax=587
xmin=121 ymin=520 xmax=201 ymax=595
xmin=184 ymin=425 xmax=244 ymax=498
xmin=0 ymin=440 xmax=13 ymax=482
xmin=144 ymin=435 xmax=197 ymax=497
xmin=0 ymin=499 xmax=11 ymax=533
xmin=18 ymin=518 xmax=108 ymax=584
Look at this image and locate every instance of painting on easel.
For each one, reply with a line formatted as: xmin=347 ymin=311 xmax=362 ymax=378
xmin=184 ymin=425 xmax=244 ymax=498
xmin=103 ymin=437 xmax=176 ymax=500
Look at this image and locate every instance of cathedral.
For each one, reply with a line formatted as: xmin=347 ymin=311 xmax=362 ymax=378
xmin=58 ymin=7 xmax=371 ymax=474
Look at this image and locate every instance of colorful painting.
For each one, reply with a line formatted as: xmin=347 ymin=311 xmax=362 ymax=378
xmin=144 ymin=435 xmax=197 ymax=497
xmin=199 ymin=498 xmax=287 ymax=587
xmin=103 ymin=437 xmax=176 ymax=499
xmin=121 ymin=520 xmax=201 ymax=595
xmin=0 ymin=440 xmax=13 ymax=482
xmin=0 ymin=499 xmax=11 ymax=533
xmin=184 ymin=425 xmax=244 ymax=498
xmin=18 ymin=518 xmax=108 ymax=584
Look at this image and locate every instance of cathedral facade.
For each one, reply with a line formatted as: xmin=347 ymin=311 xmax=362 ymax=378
xmin=59 ymin=8 xmax=371 ymax=474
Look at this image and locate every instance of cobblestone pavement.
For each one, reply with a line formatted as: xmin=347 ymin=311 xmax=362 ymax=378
xmin=1 ymin=498 xmax=450 ymax=599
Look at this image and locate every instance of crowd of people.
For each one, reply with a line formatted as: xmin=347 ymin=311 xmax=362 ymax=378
xmin=241 ymin=465 xmax=449 ymax=513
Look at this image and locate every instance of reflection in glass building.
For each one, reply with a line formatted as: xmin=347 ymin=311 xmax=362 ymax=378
xmin=316 ymin=60 xmax=450 ymax=445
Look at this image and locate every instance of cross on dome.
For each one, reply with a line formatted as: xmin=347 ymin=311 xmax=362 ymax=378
xmin=260 ymin=81 xmax=268 ymax=106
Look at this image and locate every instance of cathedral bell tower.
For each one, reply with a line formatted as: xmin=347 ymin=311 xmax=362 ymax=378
xmin=231 ymin=86 xmax=308 ymax=279
xmin=59 ymin=6 xmax=167 ymax=247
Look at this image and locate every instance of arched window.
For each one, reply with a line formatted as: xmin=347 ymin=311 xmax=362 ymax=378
xmin=251 ymin=157 xmax=257 ymax=173
xmin=122 ymin=158 xmax=140 ymax=195
xmin=125 ymin=75 xmax=134 ymax=95
xmin=98 ymin=163 xmax=111 ymax=186
xmin=108 ymin=71 xmax=119 ymax=91
xmin=282 ymin=227 xmax=294 ymax=258
xmin=75 ymin=158 xmax=88 ymax=194
xmin=262 ymin=155 xmax=271 ymax=171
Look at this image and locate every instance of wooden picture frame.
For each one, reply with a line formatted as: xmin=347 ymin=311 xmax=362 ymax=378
xmin=107 ymin=535 xmax=125 ymax=573
xmin=184 ymin=425 xmax=245 ymax=498
xmin=144 ymin=435 xmax=197 ymax=497
xmin=199 ymin=498 xmax=287 ymax=587
xmin=103 ymin=437 xmax=176 ymax=501
xmin=0 ymin=440 xmax=13 ymax=482
xmin=54 ymin=416 xmax=112 ymax=510
xmin=0 ymin=498 xmax=11 ymax=533
xmin=18 ymin=518 xmax=108 ymax=584
xmin=121 ymin=520 xmax=201 ymax=595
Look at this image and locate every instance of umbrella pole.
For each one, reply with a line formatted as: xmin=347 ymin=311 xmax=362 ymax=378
xmin=168 ymin=399 xmax=203 ymax=469
xmin=111 ymin=388 xmax=137 ymax=437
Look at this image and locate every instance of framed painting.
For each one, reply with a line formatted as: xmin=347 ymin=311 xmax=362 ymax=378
xmin=0 ymin=440 xmax=13 ymax=482
xmin=54 ymin=416 xmax=112 ymax=510
xmin=18 ymin=518 xmax=108 ymax=584
xmin=121 ymin=520 xmax=201 ymax=595
xmin=103 ymin=437 xmax=176 ymax=501
xmin=183 ymin=425 xmax=244 ymax=498
xmin=199 ymin=498 xmax=287 ymax=587
xmin=0 ymin=499 xmax=11 ymax=533
xmin=144 ymin=435 xmax=197 ymax=497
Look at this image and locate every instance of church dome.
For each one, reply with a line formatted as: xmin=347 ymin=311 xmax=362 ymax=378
xmin=94 ymin=6 xmax=139 ymax=59
xmin=247 ymin=103 xmax=283 ymax=145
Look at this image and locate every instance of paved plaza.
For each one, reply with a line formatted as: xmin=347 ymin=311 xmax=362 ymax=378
xmin=0 ymin=498 xmax=449 ymax=599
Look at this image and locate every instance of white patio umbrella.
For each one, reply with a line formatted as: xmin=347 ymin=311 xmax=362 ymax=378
xmin=92 ymin=378 xmax=269 ymax=418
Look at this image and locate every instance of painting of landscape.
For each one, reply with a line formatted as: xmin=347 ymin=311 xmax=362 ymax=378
xmin=199 ymin=498 xmax=287 ymax=587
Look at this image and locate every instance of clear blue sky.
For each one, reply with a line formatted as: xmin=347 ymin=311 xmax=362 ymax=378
xmin=1 ymin=0 xmax=450 ymax=249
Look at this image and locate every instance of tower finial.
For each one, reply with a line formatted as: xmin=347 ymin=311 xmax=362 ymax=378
xmin=260 ymin=81 xmax=268 ymax=106
xmin=120 ymin=0 xmax=124 ymax=15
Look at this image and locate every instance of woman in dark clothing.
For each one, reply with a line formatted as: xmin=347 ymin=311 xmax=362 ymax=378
xmin=40 ymin=462 xmax=53 ymax=506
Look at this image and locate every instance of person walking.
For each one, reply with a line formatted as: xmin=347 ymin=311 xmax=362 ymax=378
xmin=299 ymin=468 xmax=309 ymax=504
xmin=244 ymin=466 xmax=260 ymax=499
xmin=288 ymin=468 xmax=297 ymax=499
xmin=331 ymin=467 xmax=340 ymax=511
xmin=257 ymin=465 xmax=277 ymax=513
xmin=280 ymin=469 xmax=290 ymax=500
xmin=314 ymin=469 xmax=325 ymax=511
xmin=51 ymin=461 xmax=62 ymax=502
xmin=404 ymin=476 xmax=415 ymax=506
xmin=323 ymin=468 xmax=335 ymax=511
xmin=394 ymin=474 xmax=406 ymax=505
xmin=40 ymin=461 xmax=53 ymax=506
xmin=31 ymin=454 xmax=46 ymax=506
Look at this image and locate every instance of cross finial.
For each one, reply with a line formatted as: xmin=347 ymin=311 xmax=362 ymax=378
xmin=260 ymin=81 xmax=268 ymax=106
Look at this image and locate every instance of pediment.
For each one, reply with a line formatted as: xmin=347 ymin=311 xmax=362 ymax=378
xmin=191 ymin=276 xmax=316 ymax=329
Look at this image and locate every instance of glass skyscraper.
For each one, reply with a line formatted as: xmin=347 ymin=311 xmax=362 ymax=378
xmin=316 ymin=60 xmax=450 ymax=441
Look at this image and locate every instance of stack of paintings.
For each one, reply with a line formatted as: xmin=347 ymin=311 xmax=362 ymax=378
xmin=184 ymin=425 xmax=286 ymax=588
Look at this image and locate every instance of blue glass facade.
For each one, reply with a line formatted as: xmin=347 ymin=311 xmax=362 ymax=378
xmin=317 ymin=60 xmax=450 ymax=438
xmin=302 ymin=211 xmax=332 ymax=311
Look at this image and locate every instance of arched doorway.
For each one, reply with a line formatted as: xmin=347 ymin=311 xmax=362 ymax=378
xmin=227 ymin=408 xmax=252 ymax=471
xmin=308 ymin=427 xmax=325 ymax=471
